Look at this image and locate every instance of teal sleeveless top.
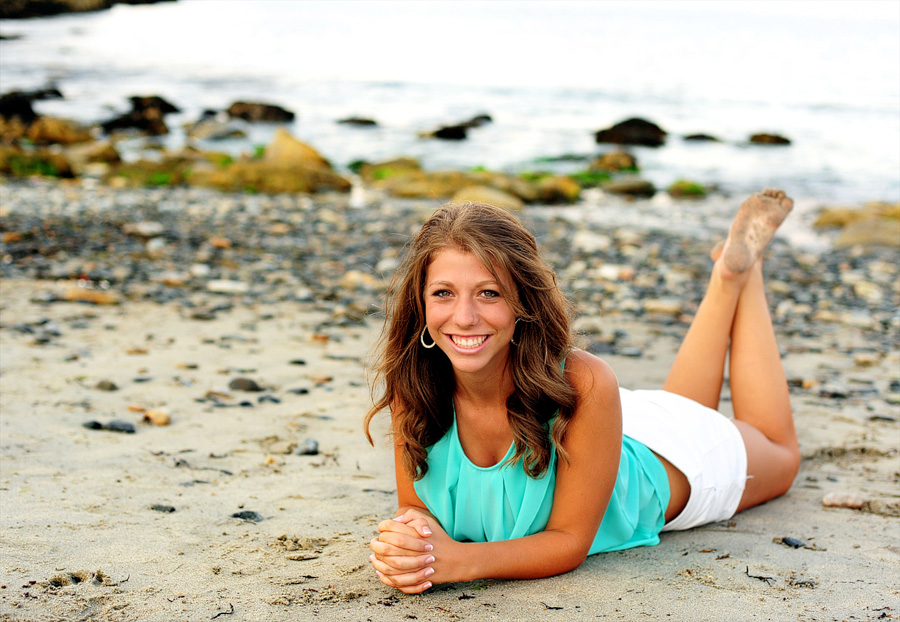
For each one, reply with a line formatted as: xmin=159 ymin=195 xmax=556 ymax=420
xmin=413 ymin=415 xmax=670 ymax=554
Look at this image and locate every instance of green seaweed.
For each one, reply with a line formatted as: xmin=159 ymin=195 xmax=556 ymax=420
xmin=668 ymin=179 xmax=706 ymax=198
xmin=569 ymin=169 xmax=611 ymax=188
xmin=518 ymin=170 xmax=553 ymax=183
xmin=9 ymin=155 xmax=59 ymax=178
xmin=147 ymin=171 xmax=174 ymax=187
xmin=207 ymin=153 xmax=234 ymax=169
xmin=347 ymin=159 xmax=367 ymax=174
xmin=373 ymin=167 xmax=398 ymax=181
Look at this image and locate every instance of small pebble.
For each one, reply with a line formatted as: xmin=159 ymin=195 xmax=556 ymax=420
xmin=296 ymin=438 xmax=319 ymax=456
xmin=82 ymin=420 xmax=136 ymax=434
xmin=150 ymin=504 xmax=176 ymax=513
xmin=143 ymin=408 xmax=171 ymax=426
xmin=95 ymin=380 xmax=118 ymax=391
xmin=258 ymin=395 xmax=281 ymax=404
xmin=229 ymin=377 xmax=263 ymax=392
xmin=822 ymin=492 xmax=866 ymax=509
xmin=104 ymin=420 xmax=136 ymax=433
xmin=231 ymin=510 xmax=264 ymax=522
xmin=616 ymin=346 xmax=643 ymax=357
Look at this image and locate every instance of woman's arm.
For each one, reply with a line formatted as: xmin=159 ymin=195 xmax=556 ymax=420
xmin=371 ymin=352 xmax=623 ymax=591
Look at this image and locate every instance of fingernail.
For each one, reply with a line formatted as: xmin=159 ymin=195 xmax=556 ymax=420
xmin=369 ymin=554 xmax=375 ymax=562
xmin=424 ymin=544 xmax=433 ymax=551
xmin=425 ymin=556 xmax=435 ymax=564
xmin=423 ymin=581 xmax=433 ymax=590
xmin=393 ymin=516 xmax=404 ymax=521
xmin=424 ymin=567 xmax=435 ymax=578
xmin=375 ymin=570 xmax=382 ymax=576
xmin=422 ymin=527 xmax=433 ymax=535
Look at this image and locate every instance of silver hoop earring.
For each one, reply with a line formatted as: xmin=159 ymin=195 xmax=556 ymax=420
xmin=510 ymin=318 xmax=522 ymax=346
xmin=420 ymin=327 xmax=436 ymax=349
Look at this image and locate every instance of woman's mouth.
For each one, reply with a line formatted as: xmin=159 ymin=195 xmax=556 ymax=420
xmin=449 ymin=334 xmax=488 ymax=350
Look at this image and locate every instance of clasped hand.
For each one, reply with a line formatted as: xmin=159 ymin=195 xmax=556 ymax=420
xmin=369 ymin=508 xmax=449 ymax=594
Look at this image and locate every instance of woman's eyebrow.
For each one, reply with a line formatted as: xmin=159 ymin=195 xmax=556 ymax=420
xmin=426 ymin=279 xmax=500 ymax=288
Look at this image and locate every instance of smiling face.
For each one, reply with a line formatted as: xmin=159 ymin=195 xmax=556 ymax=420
xmin=424 ymin=247 xmax=517 ymax=380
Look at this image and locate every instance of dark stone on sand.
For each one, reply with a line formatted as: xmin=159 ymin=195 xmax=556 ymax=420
xmin=683 ymin=133 xmax=720 ymax=142
xmin=818 ymin=383 xmax=850 ymax=399
xmin=190 ymin=310 xmax=217 ymax=321
xmin=595 ymin=118 xmax=667 ymax=147
xmin=289 ymin=359 xmax=306 ymax=366
xmin=149 ymin=504 xmax=175 ymax=513
xmin=83 ymin=420 xmax=136 ymax=433
xmin=104 ymin=420 xmax=136 ymax=433
xmin=95 ymin=379 xmax=118 ymax=391
xmin=615 ymin=346 xmax=644 ymax=357
xmin=587 ymin=342 xmax=615 ymax=355
xmin=258 ymin=395 xmax=280 ymax=404
xmin=226 ymin=101 xmax=295 ymax=123
xmin=229 ymin=377 xmax=263 ymax=392
xmin=287 ymin=388 xmax=310 ymax=395
xmin=779 ymin=537 xmax=805 ymax=548
xmin=337 ymin=117 xmax=378 ymax=126
xmin=296 ymin=438 xmax=319 ymax=456
xmin=750 ymin=133 xmax=791 ymax=145
xmin=101 ymin=95 xmax=180 ymax=136
xmin=231 ymin=510 xmax=264 ymax=522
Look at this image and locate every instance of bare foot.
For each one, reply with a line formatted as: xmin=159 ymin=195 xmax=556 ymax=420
xmin=720 ymin=188 xmax=793 ymax=276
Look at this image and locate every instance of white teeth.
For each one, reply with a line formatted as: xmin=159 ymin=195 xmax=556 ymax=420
xmin=451 ymin=335 xmax=487 ymax=348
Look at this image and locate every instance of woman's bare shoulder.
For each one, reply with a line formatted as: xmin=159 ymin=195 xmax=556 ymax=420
xmin=564 ymin=348 xmax=619 ymax=399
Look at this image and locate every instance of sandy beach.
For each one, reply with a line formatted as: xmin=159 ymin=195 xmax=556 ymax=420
xmin=1 ymin=180 xmax=898 ymax=621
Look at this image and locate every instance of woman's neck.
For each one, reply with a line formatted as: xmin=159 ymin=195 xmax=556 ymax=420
xmin=452 ymin=364 xmax=514 ymax=411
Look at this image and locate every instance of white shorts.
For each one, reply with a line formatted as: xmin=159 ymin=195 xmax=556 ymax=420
xmin=619 ymin=388 xmax=748 ymax=532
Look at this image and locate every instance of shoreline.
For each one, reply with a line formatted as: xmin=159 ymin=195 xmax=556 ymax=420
xmin=1 ymin=180 xmax=898 ymax=621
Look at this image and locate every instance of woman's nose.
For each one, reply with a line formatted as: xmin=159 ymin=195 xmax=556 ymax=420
xmin=453 ymin=298 xmax=477 ymax=327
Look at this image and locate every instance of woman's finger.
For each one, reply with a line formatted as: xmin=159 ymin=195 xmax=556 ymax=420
xmin=370 ymin=552 xmax=434 ymax=575
xmin=376 ymin=531 xmax=434 ymax=552
xmin=400 ymin=517 xmax=434 ymax=538
xmin=377 ymin=516 xmax=431 ymax=538
xmin=369 ymin=537 xmax=432 ymax=559
xmin=375 ymin=566 xmax=435 ymax=592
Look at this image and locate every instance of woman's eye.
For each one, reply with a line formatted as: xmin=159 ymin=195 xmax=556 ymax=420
xmin=481 ymin=290 xmax=500 ymax=299
xmin=431 ymin=289 xmax=451 ymax=298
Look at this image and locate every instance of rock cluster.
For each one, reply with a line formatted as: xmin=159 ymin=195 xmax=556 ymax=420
xmin=1 ymin=180 xmax=896 ymax=360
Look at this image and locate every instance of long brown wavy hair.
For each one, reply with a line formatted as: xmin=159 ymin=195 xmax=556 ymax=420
xmin=364 ymin=202 xmax=578 ymax=480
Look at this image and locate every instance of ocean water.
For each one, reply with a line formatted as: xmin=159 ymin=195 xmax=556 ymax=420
xmin=1 ymin=0 xmax=899 ymax=208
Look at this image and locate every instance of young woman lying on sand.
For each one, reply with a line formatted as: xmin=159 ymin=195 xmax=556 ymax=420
xmin=364 ymin=190 xmax=800 ymax=594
